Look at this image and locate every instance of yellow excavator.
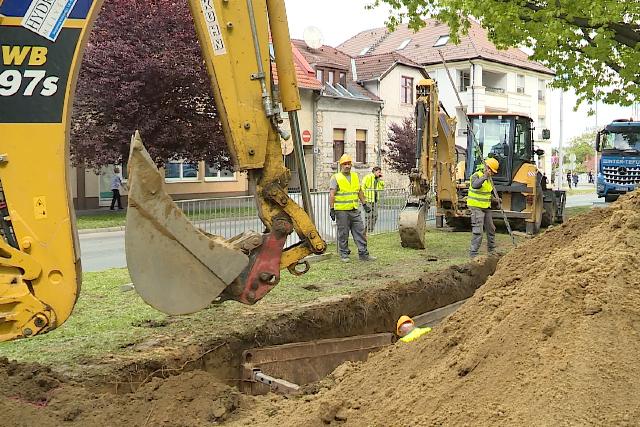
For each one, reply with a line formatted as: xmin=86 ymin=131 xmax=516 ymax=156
xmin=399 ymin=79 xmax=566 ymax=249
xmin=0 ymin=0 xmax=326 ymax=341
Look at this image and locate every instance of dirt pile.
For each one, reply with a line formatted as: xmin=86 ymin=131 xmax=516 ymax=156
xmin=234 ymin=193 xmax=640 ymax=426
xmin=1 ymin=365 xmax=251 ymax=426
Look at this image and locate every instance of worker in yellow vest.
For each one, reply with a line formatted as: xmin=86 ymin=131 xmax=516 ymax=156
xmin=362 ymin=166 xmax=385 ymax=233
xmin=396 ymin=315 xmax=432 ymax=343
xmin=468 ymin=158 xmax=500 ymax=257
xmin=329 ymin=154 xmax=376 ymax=262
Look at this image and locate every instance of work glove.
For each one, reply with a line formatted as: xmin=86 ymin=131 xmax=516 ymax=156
xmin=363 ymin=204 xmax=372 ymax=213
xmin=330 ymin=208 xmax=336 ymax=221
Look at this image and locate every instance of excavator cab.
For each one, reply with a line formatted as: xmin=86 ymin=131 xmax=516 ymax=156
xmin=460 ymin=113 xmax=565 ymax=234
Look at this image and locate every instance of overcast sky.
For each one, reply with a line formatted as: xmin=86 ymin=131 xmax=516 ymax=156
xmin=284 ymin=0 xmax=637 ymax=146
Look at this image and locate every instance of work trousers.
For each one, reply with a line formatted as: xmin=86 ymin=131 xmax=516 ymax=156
xmin=336 ymin=209 xmax=369 ymax=258
xmin=469 ymin=207 xmax=496 ymax=257
xmin=365 ymin=202 xmax=379 ymax=233
xmin=110 ymin=189 xmax=122 ymax=210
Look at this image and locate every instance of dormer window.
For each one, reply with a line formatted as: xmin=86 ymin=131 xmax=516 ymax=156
xmin=316 ymin=67 xmax=347 ymax=86
xmin=397 ymin=38 xmax=411 ymax=50
xmin=434 ymin=35 xmax=450 ymax=47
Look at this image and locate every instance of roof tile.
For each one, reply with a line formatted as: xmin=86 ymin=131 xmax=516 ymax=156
xmin=339 ymin=19 xmax=553 ymax=76
xmin=272 ymin=43 xmax=323 ymax=91
xmin=355 ymin=52 xmax=425 ymax=82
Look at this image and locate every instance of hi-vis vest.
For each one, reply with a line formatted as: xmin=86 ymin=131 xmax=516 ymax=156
xmin=399 ymin=326 xmax=432 ymax=343
xmin=362 ymin=173 xmax=385 ymax=204
xmin=334 ymin=172 xmax=360 ymax=210
xmin=467 ymin=171 xmax=493 ymax=209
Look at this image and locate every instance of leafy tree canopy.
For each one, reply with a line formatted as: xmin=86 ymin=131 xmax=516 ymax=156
xmin=385 ymin=117 xmax=417 ymax=174
xmin=370 ymin=0 xmax=639 ymax=106
xmin=71 ymin=0 xmax=231 ymax=170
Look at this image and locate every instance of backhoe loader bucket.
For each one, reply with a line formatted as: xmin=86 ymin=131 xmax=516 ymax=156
xmin=398 ymin=200 xmax=428 ymax=249
xmin=125 ymin=132 xmax=250 ymax=315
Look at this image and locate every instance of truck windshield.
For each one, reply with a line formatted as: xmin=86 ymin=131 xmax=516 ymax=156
xmin=602 ymin=130 xmax=640 ymax=152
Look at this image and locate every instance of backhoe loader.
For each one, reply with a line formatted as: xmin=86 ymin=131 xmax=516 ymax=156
xmin=399 ymin=79 xmax=566 ymax=249
xmin=0 ymin=0 xmax=326 ymax=341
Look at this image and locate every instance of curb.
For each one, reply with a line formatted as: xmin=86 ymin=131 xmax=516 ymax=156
xmin=78 ymin=226 xmax=125 ymax=235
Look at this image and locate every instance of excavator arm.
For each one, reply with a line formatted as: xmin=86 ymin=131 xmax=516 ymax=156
xmin=0 ymin=0 xmax=325 ymax=341
xmin=398 ymin=78 xmax=457 ymax=249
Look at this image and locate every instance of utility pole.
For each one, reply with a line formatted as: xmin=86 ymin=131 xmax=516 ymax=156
xmin=557 ymin=91 xmax=564 ymax=190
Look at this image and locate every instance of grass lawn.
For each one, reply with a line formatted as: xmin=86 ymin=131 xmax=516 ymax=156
xmin=564 ymin=205 xmax=595 ymax=217
xmin=564 ymin=188 xmax=596 ymax=196
xmin=76 ymin=211 xmax=127 ymax=229
xmin=0 ymin=230 xmax=513 ymax=371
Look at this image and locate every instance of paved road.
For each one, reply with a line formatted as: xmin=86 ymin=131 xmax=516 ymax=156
xmin=78 ymin=190 xmax=602 ymax=272
xmin=80 ymin=230 xmax=127 ymax=272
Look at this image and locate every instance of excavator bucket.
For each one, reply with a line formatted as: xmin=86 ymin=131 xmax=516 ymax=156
xmin=125 ymin=132 xmax=251 ymax=315
xmin=398 ymin=201 xmax=428 ymax=249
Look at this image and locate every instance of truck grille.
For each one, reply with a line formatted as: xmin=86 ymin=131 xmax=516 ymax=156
xmin=603 ymin=166 xmax=640 ymax=185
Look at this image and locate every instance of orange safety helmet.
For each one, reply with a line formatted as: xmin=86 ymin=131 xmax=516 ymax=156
xmin=396 ymin=315 xmax=414 ymax=335
xmin=485 ymin=158 xmax=499 ymax=173
xmin=338 ymin=154 xmax=353 ymax=165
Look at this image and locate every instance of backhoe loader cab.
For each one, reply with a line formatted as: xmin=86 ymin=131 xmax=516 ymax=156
xmin=443 ymin=113 xmax=566 ymax=234
xmin=465 ymin=114 xmax=535 ymax=184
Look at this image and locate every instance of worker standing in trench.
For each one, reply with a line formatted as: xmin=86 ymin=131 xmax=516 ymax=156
xmin=396 ymin=315 xmax=432 ymax=343
xmin=468 ymin=158 xmax=500 ymax=258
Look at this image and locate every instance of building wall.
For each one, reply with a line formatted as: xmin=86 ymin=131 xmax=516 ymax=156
xmin=315 ymin=97 xmax=382 ymax=189
xmin=279 ymin=89 xmax=318 ymax=190
xmin=362 ymin=65 xmax=427 ymax=188
xmin=71 ymin=161 xmax=248 ymax=210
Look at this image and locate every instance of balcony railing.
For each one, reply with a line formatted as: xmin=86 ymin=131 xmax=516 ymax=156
xmin=485 ymin=86 xmax=505 ymax=94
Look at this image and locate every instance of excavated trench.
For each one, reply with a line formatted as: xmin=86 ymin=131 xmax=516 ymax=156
xmin=114 ymin=255 xmax=500 ymax=395
xmin=0 ymin=256 xmax=499 ymax=425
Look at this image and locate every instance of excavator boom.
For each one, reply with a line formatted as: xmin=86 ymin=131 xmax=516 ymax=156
xmin=398 ymin=79 xmax=457 ymax=249
xmin=0 ymin=0 xmax=325 ymax=340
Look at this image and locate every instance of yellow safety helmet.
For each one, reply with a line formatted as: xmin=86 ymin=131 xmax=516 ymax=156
xmin=396 ymin=315 xmax=414 ymax=335
xmin=485 ymin=158 xmax=499 ymax=173
xmin=338 ymin=154 xmax=353 ymax=165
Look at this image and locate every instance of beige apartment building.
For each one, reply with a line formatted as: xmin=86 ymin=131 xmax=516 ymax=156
xmin=339 ymin=19 xmax=555 ymax=176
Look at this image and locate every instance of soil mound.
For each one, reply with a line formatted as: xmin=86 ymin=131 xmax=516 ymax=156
xmin=1 ymin=366 xmax=250 ymax=426
xmin=236 ymin=193 xmax=640 ymax=426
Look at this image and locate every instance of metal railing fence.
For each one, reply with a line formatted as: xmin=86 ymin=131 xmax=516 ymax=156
xmin=175 ymin=189 xmax=435 ymax=245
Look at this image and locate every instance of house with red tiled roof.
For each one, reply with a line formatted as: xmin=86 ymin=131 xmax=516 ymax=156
xmin=351 ymin=52 xmax=430 ymax=186
xmin=339 ymin=19 xmax=555 ymax=175
xmin=292 ymin=39 xmax=384 ymax=189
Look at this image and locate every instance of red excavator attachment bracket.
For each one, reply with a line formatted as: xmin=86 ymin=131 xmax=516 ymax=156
xmin=236 ymin=217 xmax=293 ymax=304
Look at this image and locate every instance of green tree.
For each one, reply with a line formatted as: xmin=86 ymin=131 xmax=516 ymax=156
xmin=565 ymin=131 xmax=596 ymax=172
xmin=370 ymin=0 xmax=639 ymax=106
